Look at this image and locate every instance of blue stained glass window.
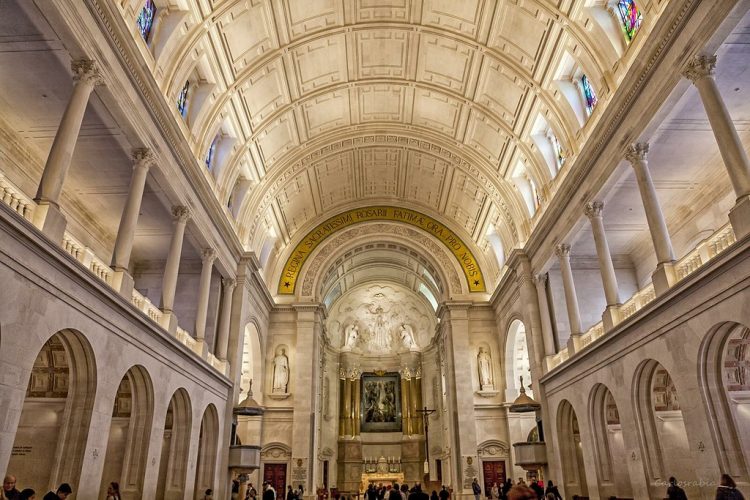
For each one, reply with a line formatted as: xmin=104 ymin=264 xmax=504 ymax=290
xmin=205 ymin=136 xmax=219 ymax=169
xmin=177 ymin=80 xmax=189 ymax=117
xmin=136 ymin=0 xmax=156 ymax=41
xmin=617 ymin=0 xmax=642 ymax=42
xmin=580 ymin=74 xmax=598 ymax=115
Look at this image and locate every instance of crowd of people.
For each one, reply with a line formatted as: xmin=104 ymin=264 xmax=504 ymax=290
xmin=1 ymin=477 xmax=75 ymax=500
xmin=472 ymin=477 xmax=561 ymax=500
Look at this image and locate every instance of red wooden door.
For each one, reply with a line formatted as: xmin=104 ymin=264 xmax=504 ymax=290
xmin=264 ymin=463 xmax=288 ymax=495
xmin=482 ymin=460 xmax=506 ymax=496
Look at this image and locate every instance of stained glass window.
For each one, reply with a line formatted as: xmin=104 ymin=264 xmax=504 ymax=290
xmin=580 ymin=74 xmax=598 ymax=115
xmin=548 ymin=131 xmax=565 ymax=170
xmin=617 ymin=0 xmax=642 ymax=42
xmin=205 ymin=135 xmax=219 ymax=169
xmin=136 ymin=0 xmax=156 ymax=41
xmin=177 ymin=80 xmax=189 ymax=117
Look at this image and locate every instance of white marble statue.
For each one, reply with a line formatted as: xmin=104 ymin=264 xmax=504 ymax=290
xmin=477 ymin=347 xmax=493 ymax=390
xmin=399 ymin=324 xmax=417 ymax=349
xmin=343 ymin=323 xmax=359 ymax=350
xmin=272 ymin=348 xmax=289 ymax=393
xmin=372 ymin=307 xmax=391 ymax=350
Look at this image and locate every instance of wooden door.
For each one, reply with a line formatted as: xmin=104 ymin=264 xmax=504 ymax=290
xmin=482 ymin=460 xmax=506 ymax=496
xmin=264 ymin=463 xmax=287 ymax=495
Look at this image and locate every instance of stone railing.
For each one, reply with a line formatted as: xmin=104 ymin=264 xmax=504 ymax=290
xmin=0 ymin=174 xmax=35 ymax=221
xmin=547 ymin=223 xmax=737 ymax=372
xmin=62 ymin=232 xmax=114 ymax=286
xmin=0 ymin=168 xmax=226 ymax=376
xmin=675 ymin=223 xmax=735 ymax=281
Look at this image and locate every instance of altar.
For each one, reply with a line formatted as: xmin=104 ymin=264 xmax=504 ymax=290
xmin=359 ymin=456 xmax=404 ymax=492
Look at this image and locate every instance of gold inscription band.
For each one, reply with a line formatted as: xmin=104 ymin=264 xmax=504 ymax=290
xmin=278 ymin=206 xmax=486 ymax=295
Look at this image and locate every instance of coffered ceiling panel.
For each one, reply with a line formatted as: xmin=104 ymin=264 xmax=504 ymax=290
xmin=290 ymin=35 xmax=348 ymax=96
xmin=254 ymin=112 xmax=299 ymax=166
xmin=488 ymin=1 xmax=552 ymax=74
xmin=355 ymin=30 xmax=410 ymax=79
xmin=464 ymin=110 xmax=509 ymax=165
xmin=281 ymin=0 xmax=343 ymax=40
xmin=358 ymin=84 xmax=406 ymax=122
xmin=446 ymin=170 xmax=487 ymax=235
xmin=421 ymin=0 xmax=486 ymax=39
xmin=276 ymin=171 xmax=315 ymax=234
xmin=355 ymin=0 xmax=410 ymax=22
xmin=239 ymin=61 xmax=290 ymax=129
xmin=416 ymin=34 xmax=475 ymax=93
xmin=360 ymin=148 xmax=401 ymax=197
xmin=219 ymin=0 xmax=277 ymax=73
xmin=301 ymin=89 xmax=352 ymax=139
xmin=315 ymin=151 xmax=356 ymax=210
xmin=412 ymin=89 xmax=462 ymax=136
xmin=403 ymin=150 xmax=449 ymax=210
xmin=475 ymin=59 xmax=528 ymax=127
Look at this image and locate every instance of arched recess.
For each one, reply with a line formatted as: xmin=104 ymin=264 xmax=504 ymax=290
xmin=504 ymin=319 xmax=532 ymax=401
xmin=100 ymin=365 xmax=155 ymax=499
xmin=8 ymin=329 xmax=96 ymax=493
xmin=240 ymin=321 xmax=263 ymax=402
xmin=194 ymin=404 xmax=220 ymax=498
xmin=633 ymin=359 xmax=694 ymax=497
xmin=260 ymin=442 xmax=292 ymax=494
xmin=700 ymin=322 xmax=750 ymax=482
xmin=556 ymin=399 xmax=588 ymax=498
xmin=156 ymin=388 xmax=192 ymax=500
xmin=589 ymin=384 xmax=632 ymax=499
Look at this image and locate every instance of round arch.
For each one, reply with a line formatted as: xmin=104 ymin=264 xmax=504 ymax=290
xmin=194 ymin=403 xmax=220 ymax=498
xmin=699 ymin=321 xmax=750 ymax=482
xmin=8 ymin=328 xmax=96 ymax=494
xmin=504 ymin=318 xmax=532 ymax=401
xmin=588 ymin=383 xmax=632 ymax=499
xmin=156 ymin=388 xmax=192 ymax=500
xmin=240 ymin=321 xmax=264 ymax=402
xmin=556 ymin=399 xmax=588 ymax=498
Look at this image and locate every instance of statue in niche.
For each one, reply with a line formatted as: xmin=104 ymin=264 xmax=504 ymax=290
xmin=343 ymin=323 xmax=359 ymax=350
xmin=399 ymin=324 xmax=417 ymax=350
xmin=477 ymin=347 xmax=493 ymax=390
xmin=371 ymin=306 xmax=391 ymax=351
xmin=272 ymin=348 xmax=289 ymax=393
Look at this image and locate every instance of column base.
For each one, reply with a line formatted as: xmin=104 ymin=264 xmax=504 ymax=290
xmin=32 ymin=200 xmax=67 ymax=244
xmin=192 ymin=338 xmax=209 ymax=357
xmin=602 ymin=304 xmax=621 ymax=331
xmin=160 ymin=310 xmax=178 ymax=334
xmin=652 ymin=262 xmax=676 ymax=296
xmin=111 ymin=268 xmax=134 ymax=299
xmin=729 ymin=195 xmax=750 ymax=240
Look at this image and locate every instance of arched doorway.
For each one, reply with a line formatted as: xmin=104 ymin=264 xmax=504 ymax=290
xmin=99 ymin=365 xmax=154 ymax=499
xmin=634 ymin=360 xmax=694 ymax=497
xmin=194 ymin=404 xmax=220 ymax=498
xmin=589 ymin=384 xmax=632 ymax=498
xmin=700 ymin=322 xmax=750 ymax=482
xmin=7 ymin=330 xmax=96 ymax=493
xmin=505 ymin=319 xmax=532 ymax=400
xmin=156 ymin=388 xmax=192 ymax=500
xmin=556 ymin=399 xmax=588 ymax=498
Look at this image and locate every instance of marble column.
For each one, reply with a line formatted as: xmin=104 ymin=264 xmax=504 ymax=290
xmin=585 ymin=201 xmax=621 ymax=329
xmin=216 ymin=277 xmax=236 ymax=360
xmin=626 ymin=143 xmax=676 ymax=295
xmin=555 ymin=244 xmax=582 ymax=353
xmin=534 ymin=273 xmax=557 ymax=359
xmin=160 ymin=205 xmax=190 ymax=333
xmin=194 ymin=248 xmax=216 ymax=353
xmin=683 ymin=55 xmax=750 ymax=238
xmin=110 ymin=149 xmax=153 ymax=296
xmin=33 ymin=59 xmax=103 ymax=242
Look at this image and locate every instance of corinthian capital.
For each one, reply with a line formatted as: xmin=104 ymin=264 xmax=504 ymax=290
xmin=71 ymin=59 xmax=104 ymax=86
xmin=555 ymin=243 xmax=571 ymax=258
xmin=625 ymin=143 xmax=649 ymax=165
xmin=682 ymin=55 xmax=716 ymax=83
xmin=171 ymin=205 xmax=191 ymax=222
xmin=584 ymin=200 xmax=604 ymax=219
xmin=131 ymin=148 xmax=155 ymax=168
xmin=201 ymin=248 xmax=216 ymax=263
xmin=222 ymin=277 xmax=236 ymax=290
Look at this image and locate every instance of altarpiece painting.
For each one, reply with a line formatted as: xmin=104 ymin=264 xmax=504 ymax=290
xmin=361 ymin=373 xmax=401 ymax=432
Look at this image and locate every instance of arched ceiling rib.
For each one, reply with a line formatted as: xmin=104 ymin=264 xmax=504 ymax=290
xmin=119 ymin=0 xmax=630 ymax=285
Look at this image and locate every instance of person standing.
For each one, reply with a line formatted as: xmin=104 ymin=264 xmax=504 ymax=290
xmin=106 ymin=482 xmax=121 ymax=500
xmin=17 ymin=490 xmax=34 ymax=500
xmin=543 ymin=481 xmax=561 ymax=500
xmin=42 ymin=483 xmax=72 ymax=500
xmin=716 ymin=474 xmax=745 ymax=500
xmin=472 ymin=478 xmax=481 ymax=500
xmin=667 ymin=477 xmax=688 ymax=500
xmin=438 ymin=485 xmax=449 ymax=500
xmin=3 ymin=476 xmax=20 ymax=500
xmin=263 ymin=483 xmax=276 ymax=500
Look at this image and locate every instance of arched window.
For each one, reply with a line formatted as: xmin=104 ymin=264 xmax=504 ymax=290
xmin=616 ymin=0 xmax=642 ymax=42
xmin=580 ymin=74 xmax=598 ymax=116
xmin=136 ymin=0 xmax=157 ymax=42
xmin=177 ymin=80 xmax=190 ymax=118
xmin=205 ymin=135 xmax=219 ymax=170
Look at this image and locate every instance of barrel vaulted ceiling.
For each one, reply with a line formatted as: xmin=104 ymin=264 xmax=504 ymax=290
xmin=116 ymin=0 xmax=663 ymax=283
